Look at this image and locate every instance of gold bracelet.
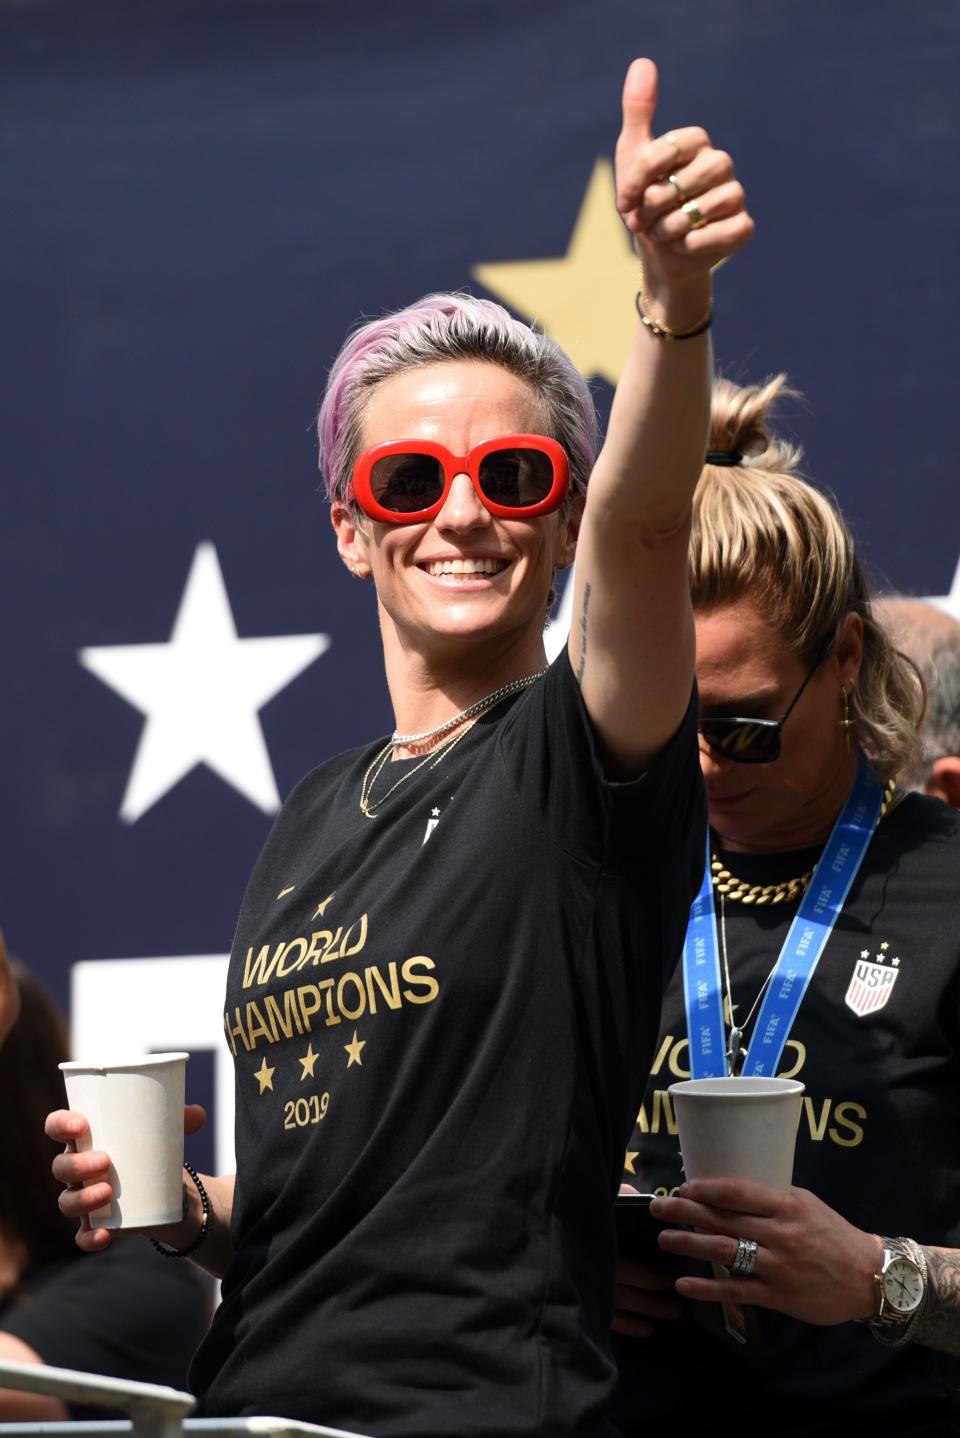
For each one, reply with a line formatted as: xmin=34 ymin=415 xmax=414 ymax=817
xmin=635 ymin=264 xmax=713 ymax=342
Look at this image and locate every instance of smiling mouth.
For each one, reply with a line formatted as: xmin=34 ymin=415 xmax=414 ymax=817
xmin=421 ymin=558 xmax=509 ymax=578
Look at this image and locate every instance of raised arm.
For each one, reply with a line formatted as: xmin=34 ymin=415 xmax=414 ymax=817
xmin=570 ymin=58 xmax=753 ymax=774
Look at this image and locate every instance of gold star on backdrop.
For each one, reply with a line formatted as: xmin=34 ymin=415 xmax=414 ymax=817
xmin=298 ymin=1043 xmax=319 ymax=1080
xmin=624 ymin=1151 xmax=638 ymax=1176
xmin=344 ymin=1030 xmax=366 ymax=1068
xmin=254 ymin=1056 xmax=275 ymax=1093
xmin=473 ymin=158 xmax=638 ymax=386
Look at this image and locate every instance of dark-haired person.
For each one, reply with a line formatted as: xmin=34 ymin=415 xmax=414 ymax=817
xmin=0 ymin=943 xmax=210 ymax=1420
xmin=0 ymin=930 xmax=19 ymax=1046
xmin=47 ymin=61 xmax=753 ymax=1438
xmin=612 ymin=376 xmax=960 ymax=1436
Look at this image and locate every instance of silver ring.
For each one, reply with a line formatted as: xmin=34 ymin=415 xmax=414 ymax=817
xmin=729 ymin=1237 xmax=758 ymax=1276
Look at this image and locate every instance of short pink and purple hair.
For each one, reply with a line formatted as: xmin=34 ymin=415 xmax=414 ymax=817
xmin=317 ymin=292 xmax=599 ymax=508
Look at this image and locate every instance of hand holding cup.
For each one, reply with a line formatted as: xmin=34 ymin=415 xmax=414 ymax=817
xmin=48 ymin=1063 xmax=206 ymax=1251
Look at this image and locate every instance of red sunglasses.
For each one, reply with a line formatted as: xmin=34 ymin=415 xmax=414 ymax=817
xmin=352 ymin=434 xmax=570 ymax=524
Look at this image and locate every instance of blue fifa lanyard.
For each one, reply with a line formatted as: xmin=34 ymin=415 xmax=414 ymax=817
xmin=682 ymin=758 xmax=885 ymax=1079
xmin=682 ymin=844 xmax=728 ymax=1078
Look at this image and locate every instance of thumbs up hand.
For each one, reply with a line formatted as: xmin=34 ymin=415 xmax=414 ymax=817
xmin=616 ymin=59 xmax=753 ymax=293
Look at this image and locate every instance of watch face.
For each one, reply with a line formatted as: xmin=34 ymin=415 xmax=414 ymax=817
xmin=882 ymin=1256 xmax=924 ymax=1315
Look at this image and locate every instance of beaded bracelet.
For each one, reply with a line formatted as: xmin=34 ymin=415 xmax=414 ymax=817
xmin=635 ymin=265 xmax=713 ymax=341
xmin=150 ymin=1162 xmax=211 ymax=1259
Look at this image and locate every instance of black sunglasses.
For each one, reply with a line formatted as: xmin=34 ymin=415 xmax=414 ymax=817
xmin=698 ymin=638 xmax=832 ymax=765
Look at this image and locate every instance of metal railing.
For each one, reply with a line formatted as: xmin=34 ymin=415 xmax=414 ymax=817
xmin=0 ymin=1361 xmax=371 ymax=1438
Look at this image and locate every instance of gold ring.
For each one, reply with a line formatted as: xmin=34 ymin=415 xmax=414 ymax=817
xmin=666 ymin=174 xmax=687 ymax=206
xmin=682 ymin=199 xmax=707 ymax=230
xmin=663 ymin=131 xmax=682 ymax=165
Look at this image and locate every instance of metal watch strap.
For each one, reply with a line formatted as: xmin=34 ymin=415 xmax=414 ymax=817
xmin=869 ymin=1236 xmax=927 ymax=1347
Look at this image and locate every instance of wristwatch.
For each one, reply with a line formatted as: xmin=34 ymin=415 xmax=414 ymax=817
xmin=869 ymin=1237 xmax=927 ymax=1346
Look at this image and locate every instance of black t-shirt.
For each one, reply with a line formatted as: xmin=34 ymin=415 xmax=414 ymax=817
xmin=0 ymin=1240 xmax=212 ymax=1417
xmin=190 ymin=655 xmax=705 ymax=1438
xmin=613 ymin=792 xmax=960 ymax=1437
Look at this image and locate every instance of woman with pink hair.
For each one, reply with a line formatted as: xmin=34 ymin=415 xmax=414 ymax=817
xmin=48 ymin=60 xmax=752 ymax=1437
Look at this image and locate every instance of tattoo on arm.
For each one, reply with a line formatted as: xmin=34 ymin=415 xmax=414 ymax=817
xmin=913 ymin=1247 xmax=960 ymax=1356
xmin=575 ymin=583 xmax=592 ymax=686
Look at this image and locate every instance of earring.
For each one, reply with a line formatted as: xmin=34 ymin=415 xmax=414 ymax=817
xmin=839 ymin=686 xmax=855 ymax=753
xmin=348 ymin=565 xmax=368 ymax=580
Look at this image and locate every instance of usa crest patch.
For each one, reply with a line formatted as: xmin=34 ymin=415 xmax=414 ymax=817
xmin=845 ymin=943 xmax=900 ymax=1017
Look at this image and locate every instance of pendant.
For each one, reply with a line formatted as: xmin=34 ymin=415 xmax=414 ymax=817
xmin=727 ymin=1027 xmax=744 ymax=1076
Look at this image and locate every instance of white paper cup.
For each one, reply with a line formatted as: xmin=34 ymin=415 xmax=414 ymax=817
xmin=59 ymin=1052 xmax=188 ymax=1229
xmin=668 ymin=1076 xmax=805 ymax=1191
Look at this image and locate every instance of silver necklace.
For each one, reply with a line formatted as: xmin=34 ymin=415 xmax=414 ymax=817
xmin=359 ymin=717 xmax=481 ymax=820
xmin=390 ymin=670 xmax=546 ymax=747
xmin=719 ymin=891 xmax=779 ymax=1076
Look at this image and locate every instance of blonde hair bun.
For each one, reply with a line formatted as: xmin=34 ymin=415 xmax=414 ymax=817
xmin=691 ymin=375 xmax=923 ymax=782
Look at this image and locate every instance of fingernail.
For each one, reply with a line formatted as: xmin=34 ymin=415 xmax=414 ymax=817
xmin=676 ymin=1279 xmax=693 ymax=1296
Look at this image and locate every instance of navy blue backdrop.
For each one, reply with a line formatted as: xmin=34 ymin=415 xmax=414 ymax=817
xmin=2 ymin=0 xmax=958 ymax=1167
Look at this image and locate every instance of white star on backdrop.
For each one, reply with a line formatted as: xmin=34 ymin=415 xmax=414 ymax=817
xmin=80 ymin=542 xmax=330 ymax=822
xmin=545 ymin=569 xmax=575 ymax=662
xmin=927 ymin=552 xmax=960 ymax=621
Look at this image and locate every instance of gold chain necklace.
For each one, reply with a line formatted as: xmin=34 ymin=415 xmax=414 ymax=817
xmin=711 ymin=778 xmax=897 ymax=906
xmin=359 ymin=714 xmax=481 ymax=820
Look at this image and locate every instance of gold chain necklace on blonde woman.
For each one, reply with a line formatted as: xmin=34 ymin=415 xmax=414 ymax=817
xmin=360 ymin=670 xmax=546 ymax=820
xmin=710 ymin=778 xmax=898 ymax=906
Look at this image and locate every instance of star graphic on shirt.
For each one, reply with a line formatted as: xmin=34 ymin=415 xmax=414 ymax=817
xmin=880 ymin=942 xmax=890 ymax=951
xmin=344 ymin=1030 xmax=366 ymax=1068
xmin=312 ymin=893 xmax=336 ymax=920
xmin=79 ymin=541 xmax=330 ymax=821
xmin=298 ymin=1044 xmax=319 ymax=1080
xmin=431 ymin=807 xmax=440 ymax=818
xmin=624 ymin=1152 xmax=638 ymax=1176
xmin=860 ymin=949 xmax=870 ymax=959
xmin=473 ymin=157 xmax=638 ymax=386
xmin=254 ymin=1056 xmax=276 ymax=1093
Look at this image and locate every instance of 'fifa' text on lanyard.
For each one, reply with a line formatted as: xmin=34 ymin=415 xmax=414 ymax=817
xmin=681 ymin=758 xmax=885 ymax=1079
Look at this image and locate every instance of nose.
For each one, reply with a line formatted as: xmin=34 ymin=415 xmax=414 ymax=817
xmin=436 ymin=472 xmax=492 ymax=533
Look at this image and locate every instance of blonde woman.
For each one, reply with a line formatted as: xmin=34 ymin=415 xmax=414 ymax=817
xmin=614 ymin=377 xmax=960 ymax=1436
